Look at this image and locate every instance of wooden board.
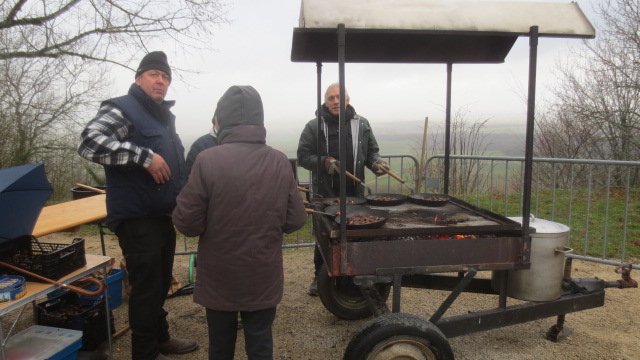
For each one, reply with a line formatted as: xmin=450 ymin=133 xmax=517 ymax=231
xmin=32 ymin=194 xmax=107 ymax=237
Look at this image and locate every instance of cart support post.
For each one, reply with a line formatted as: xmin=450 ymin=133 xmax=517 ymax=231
xmin=497 ymin=270 xmax=508 ymax=309
xmin=429 ymin=268 xmax=477 ymax=324
xmin=337 ymin=23 xmax=348 ymax=274
xmin=546 ymin=256 xmax=574 ymax=341
xmin=522 ymin=25 xmax=538 ymax=236
xmin=444 ymin=63 xmax=452 ymax=194
xmin=315 ymin=61 xmax=322 ymax=196
xmin=392 ymin=274 xmax=402 ymax=313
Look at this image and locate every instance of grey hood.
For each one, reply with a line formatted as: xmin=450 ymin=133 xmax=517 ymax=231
xmin=215 ymin=85 xmax=264 ymax=142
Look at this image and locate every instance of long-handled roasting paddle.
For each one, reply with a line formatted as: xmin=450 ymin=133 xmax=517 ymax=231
xmin=345 ymin=170 xmax=373 ymax=195
xmin=376 ymin=165 xmax=415 ymax=194
xmin=327 ymin=161 xmax=373 ymax=195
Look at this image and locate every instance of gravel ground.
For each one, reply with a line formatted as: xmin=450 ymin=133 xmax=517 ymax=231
xmin=8 ymin=233 xmax=639 ymax=360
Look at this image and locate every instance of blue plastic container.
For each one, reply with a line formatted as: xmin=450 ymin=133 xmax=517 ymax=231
xmin=4 ymin=325 xmax=82 ymax=360
xmin=80 ymin=269 xmax=125 ymax=310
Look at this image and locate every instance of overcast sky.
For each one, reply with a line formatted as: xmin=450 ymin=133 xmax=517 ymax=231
xmin=112 ymin=0 xmax=600 ymax=150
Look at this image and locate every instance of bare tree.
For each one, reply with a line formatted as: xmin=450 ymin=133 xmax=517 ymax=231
xmin=418 ymin=106 xmax=491 ymax=194
xmin=0 ymin=54 xmax=108 ymax=167
xmin=536 ymin=0 xmax=640 ymax=185
xmin=0 ymin=0 xmax=229 ymax=199
xmin=0 ymin=0 xmax=229 ymax=72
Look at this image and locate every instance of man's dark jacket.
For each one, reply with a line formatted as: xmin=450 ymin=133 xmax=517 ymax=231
xmin=103 ymin=86 xmax=187 ymax=231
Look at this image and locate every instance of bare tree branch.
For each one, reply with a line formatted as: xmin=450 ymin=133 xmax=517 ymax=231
xmin=536 ymin=0 xmax=640 ymax=168
xmin=0 ymin=0 xmax=229 ymax=69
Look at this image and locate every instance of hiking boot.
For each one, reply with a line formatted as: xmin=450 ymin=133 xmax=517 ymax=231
xmin=158 ymin=338 xmax=199 ymax=355
xmin=308 ymin=276 xmax=319 ymax=296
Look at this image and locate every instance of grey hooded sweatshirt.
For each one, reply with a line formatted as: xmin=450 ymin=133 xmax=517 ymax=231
xmin=172 ymin=86 xmax=308 ymax=311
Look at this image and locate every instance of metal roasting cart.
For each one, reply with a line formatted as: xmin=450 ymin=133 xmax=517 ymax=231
xmin=291 ymin=1 xmax=637 ymax=359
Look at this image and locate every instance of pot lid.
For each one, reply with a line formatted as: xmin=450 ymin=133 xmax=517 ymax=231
xmin=508 ymin=216 xmax=569 ymax=234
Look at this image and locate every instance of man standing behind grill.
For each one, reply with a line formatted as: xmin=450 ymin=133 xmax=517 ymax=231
xmin=184 ymin=116 xmax=218 ymax=177
xmin=172 ymin=85 xmax=308 ymax=360
xmin=78 ymin=51 xmax=198 ymax=360
xmin=297 ymin=82 xmax=387 ymax=296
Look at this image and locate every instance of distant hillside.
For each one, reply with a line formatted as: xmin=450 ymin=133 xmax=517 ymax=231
xmin=263 ymin=120 xmax=526 ymax=159
xmin=182 ymin=120 xmax=526 ymax=159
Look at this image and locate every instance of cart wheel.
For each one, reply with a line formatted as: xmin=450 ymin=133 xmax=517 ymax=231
xmin=188 ymin=253 xmax=197 ymax=283
xmin=343 ymin=313 xmax=454 ymax=360
xmin=318 ymin=264 xmax=391 ymax=320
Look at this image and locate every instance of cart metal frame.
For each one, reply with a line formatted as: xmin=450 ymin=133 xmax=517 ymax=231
xmin=291 ymin=1 xmax=635 ymax=359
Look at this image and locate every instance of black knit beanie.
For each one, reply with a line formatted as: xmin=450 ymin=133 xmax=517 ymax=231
xmin=135 ymin=51 xmax=171 ymax=79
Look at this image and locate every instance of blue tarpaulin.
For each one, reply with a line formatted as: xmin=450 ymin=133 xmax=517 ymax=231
xmin=0 ymin=163 xmax=53 ymax=241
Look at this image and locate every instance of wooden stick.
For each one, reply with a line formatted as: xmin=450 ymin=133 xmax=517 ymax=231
xmin=417 ymin=117 xmax=429 ymax=191
xmin=0 ymin=260 xmax=105 ymax=296
xmin=344 ymin=170 xmax=362 ymax=183
xmin=113 ymin=324 xmax=131 ymax=339
xmin=378 ymin=166 xmax=406 ymax=184
xmin=75 ymin=183 xmax=106 ymax=194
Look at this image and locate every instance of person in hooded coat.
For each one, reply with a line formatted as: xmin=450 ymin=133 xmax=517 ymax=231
xmin=172 ymin=85 xmax=308 ymax=360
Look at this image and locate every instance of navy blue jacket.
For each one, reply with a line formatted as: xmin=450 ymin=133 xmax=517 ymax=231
xmin=103 ymin=90 xmax=186 ymax=231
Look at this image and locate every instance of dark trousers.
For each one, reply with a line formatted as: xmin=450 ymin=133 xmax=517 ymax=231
xmin=206 ymin=307 xmax=277 ymax=360
xmin=116 ymin=216 xmax=176 ymax=360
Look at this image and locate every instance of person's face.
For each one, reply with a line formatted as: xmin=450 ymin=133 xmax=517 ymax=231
xmin=135 ymin=70 xmax=171 ymax=104
xmin=324 ymin=86 xmax=349 ymax=116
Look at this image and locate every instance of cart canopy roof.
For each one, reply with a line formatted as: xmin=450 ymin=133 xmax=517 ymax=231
xmin=291 ymin=0 xmax=595 ymax=63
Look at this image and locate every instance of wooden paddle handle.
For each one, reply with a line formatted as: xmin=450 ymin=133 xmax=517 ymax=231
xmin=75 ymin=183 xmax=106 ymax=194
xmin=379 ymin=167 xmax=406 ymax=183
xmin=345 ymin=171 xmax=362 ymax=183
xmin=0 ymin=260 xmax=105 ymax=297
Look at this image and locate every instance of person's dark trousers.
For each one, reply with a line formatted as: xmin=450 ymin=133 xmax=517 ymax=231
xmin=116 ymin=216 xmax=176 ymax=360
xmin=206 ymin=307 xmax=277 ymax=360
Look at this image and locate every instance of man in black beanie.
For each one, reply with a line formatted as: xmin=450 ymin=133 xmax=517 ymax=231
xmin=78 ymin=51 xmax=197 ymax=360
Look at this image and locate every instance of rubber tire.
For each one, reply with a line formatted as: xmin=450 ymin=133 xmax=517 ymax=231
xmin=343 ymin=313 xmax=454 ymax=360
xmin=317 ymin=264 xmax=391 ymax=320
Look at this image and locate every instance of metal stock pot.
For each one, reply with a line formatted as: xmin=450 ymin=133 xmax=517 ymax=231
xmin=492 ymin=216 xmax=572 ymax=301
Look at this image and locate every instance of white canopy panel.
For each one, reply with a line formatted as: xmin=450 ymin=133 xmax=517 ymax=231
xmin=291 ymin=0 xmax=595 ymax=63
xmin=298 ymin=0 xmax=595 ymax=38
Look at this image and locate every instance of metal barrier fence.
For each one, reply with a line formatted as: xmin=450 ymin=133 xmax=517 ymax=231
xmin=424 ymin=155 xmax=640 ymax=269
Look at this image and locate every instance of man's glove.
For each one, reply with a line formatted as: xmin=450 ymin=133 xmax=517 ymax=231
xmin=324 ymin=157 xmax=341 ymax=174
xmin=372 ymin=160 xmax=388 ymax=176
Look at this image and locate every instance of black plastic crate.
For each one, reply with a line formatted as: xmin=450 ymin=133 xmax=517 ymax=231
xmin=36 ymin=291 xmax=114 ymax=351
xmin=0 ymin=235 xmax=31 ymax=259
xmin=0 ymin=236 xmax=86 ymax=282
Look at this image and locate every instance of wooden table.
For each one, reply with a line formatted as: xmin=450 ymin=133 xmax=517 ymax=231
xmin=32 ymin=194 xmax=107 ymax=237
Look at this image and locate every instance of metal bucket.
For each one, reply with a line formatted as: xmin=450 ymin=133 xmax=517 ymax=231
xmin=492 ymin=216 xmax=572 ymax=301
xmin=71 ymin=186 xmax=106 ymax=200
